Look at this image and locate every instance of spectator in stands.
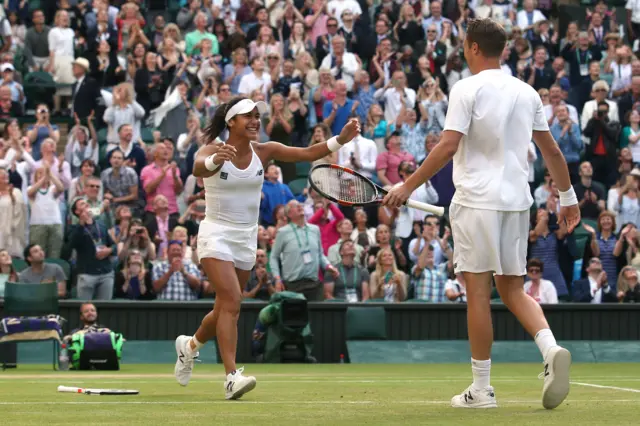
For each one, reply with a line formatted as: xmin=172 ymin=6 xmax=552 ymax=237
xmin=24 ymin=9 xmax=50 ymax=72
xmin=396 ymin=162 xmax=439 ymax=245
xmin=0 ymin=85 xmax=22 ymax=118
xmin=572 ymin=257 xmax=617 ymax=303
xmin=408 ymin=214 xmax=450 ymax=266
xmin=238 ymin=57 xmax=271 ymax=98
xmin=575 ymin=161 xmax=606 ymax=220
xmin=18 ymin=243 xmax=66 ymax=297
xmin=545 ymin=85 xmax=579 ymax=126
xmin=585 ymin=211 xmax=625 ymax=283
xmin=369 ymin=247 xmax=407 ymax=302
xmin=260 ymin=163 xmax=305 ymax=227
xmin=0 ymin=167 xmax=25 ymax=257
xmin=550 ymin=104 xmax=582 ymax=182
xmin=71 ymin=57 xmax=100 ymax=120
xmin=0 ymin=64 xmax=23 ymax=106
xmin=101 ymin=148 xmax=140 ymax=213
xmin=376 ymin=131 xmax=415 ymax=186
xmin=617 ymin=265 xmax=640 ymax=302
xmin=104 ymin=83 xmax=146 ymax=146
xmin=445 ymin=272 xmax=467 ymax=303
xmin=324 ymin=239 xmax=369 ymax=302
xmin=185 ymin=10 xmax=219 ymax=56
xmin=327 ymin=218 xmax=364 ymax=266
xmin=582 ymin=80 xmax=619 ymax=126
xmin=410 ymin=243 xmax=450 ymax=302
xmin=608 ymin=174 xmax=640 ymax=231
xmin=375 ymin=70 xmax=416 ymax=124
xmin=65 ymin=113 xmax=98 ymax=178
xmin=243 ymin=249 xmax=276 ymax=301
xmin=152 ymin=239 xmax=201 ymax=300
xmin=309 ymin=199 xmax=344 ymax=254
xmin=319 ymin=35 xmax=358 ymax=92
xmin=270 ymin=199 xmax=338 ymax=301
xmin=48 ymin=10 xmax=75 ymax=114
xmin=618 ymin=76 xmax=640 ymax=124
xmin=72 ymin=175 xmax=110 ymax=225
xmin=561 ymin=31 xmax=602 ymax=88
xmin=606 ymin=45 xmax=633 ymax=98
xmin=134 ymin=51 xmax=165 ymax=115
xmin=144 ymin=194 xmax=178 ymax=256
xmin=118 ymin=218 xmax=157 ymax=263
xmin=141 ymin=143 xmax=183 ymax=221
xmin=64 ymin=198 xmax=116 ymax=301
xmin=0 ymin=248 xmax=18 ymax=291
xmin=523 ymin=46 xmax=555 ymax=91
xmin=27 ymin=165 xmax=64 ymax=259
xmin=90 ymin=40 xmax=126 ymax=89
xmin=524 ymin=258 xmax=558 ymax=304
xmin=366 ymin=223 xmax=407 ymax=272
xmin=336 ymin=116 xmax=377 ymax=178
xmin=114 ymin=249 xmax=155 ymax=300
xmin=322 ymin=79 xmax=355 ymax=137
xmin=106 ymin=124 xmax=147 ymax=175
xmin=351 ymin=208 xmax=376 ymax=249
xmin=529 ymin=208 xmax=569 ymax=298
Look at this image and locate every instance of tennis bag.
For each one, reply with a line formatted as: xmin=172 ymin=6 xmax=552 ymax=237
xmin=259 ymin=291 xmax=315 ymax=363
xmin=68 ymin=331 xmax=124 ymax=370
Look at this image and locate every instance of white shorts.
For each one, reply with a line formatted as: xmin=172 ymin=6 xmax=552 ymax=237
xmin=197 ymin=220 xmax=258 ymax=271
xmin=449 ymin=203 xmax=529 ymax=276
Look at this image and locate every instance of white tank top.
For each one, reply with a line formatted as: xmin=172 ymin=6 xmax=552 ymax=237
xmin=203 ymin=144 xmax=264 ymax=227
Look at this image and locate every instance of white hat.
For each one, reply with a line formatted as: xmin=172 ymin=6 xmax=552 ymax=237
xmin=224 ymin=98 xmax=268 ymax=123
xmin=1 ymin=63 xmax=14 ymax=72
xmin=72 ymin=57 xmax=90 ymax=72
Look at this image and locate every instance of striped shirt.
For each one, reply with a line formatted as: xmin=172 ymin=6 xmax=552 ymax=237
xmin=597 ymin=233 xmax=619 ymax=290
xmin=151 ymin=260 xmax=201 ymax=301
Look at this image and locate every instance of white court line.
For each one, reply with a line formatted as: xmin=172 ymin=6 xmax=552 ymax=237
xmin=572 ymin=382 xmax=640 ymax=393
xmin=1 ymin=399 xmax=639 ymax=406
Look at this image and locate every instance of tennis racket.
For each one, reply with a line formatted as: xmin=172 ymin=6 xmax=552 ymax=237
xmin=308 ymin=164 xmax=445 ymax=216
xmin=57 ymin=385 xmax=139 ymax=395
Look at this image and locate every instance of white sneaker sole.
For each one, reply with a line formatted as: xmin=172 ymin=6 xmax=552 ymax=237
xmin=542 ymin=347 xmax=571 ymax=409
xmin=225 ymin=377 xmax=257 ymax=401
xmin=174 ymin=336 xmax=191 ymax=387
xmin=451 ymin=399 xmax=498 ymax=409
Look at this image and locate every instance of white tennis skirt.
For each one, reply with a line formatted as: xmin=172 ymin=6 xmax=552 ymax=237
xmin=197 ymin=219 xmax=258 ymax=271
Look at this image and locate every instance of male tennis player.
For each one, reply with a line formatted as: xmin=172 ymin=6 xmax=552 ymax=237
xmin=382 ymin=18 xmax=580 ymax=410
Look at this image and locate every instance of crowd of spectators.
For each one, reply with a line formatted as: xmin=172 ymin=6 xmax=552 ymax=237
xmin=0 ymin=0 xmax=639 ymax=305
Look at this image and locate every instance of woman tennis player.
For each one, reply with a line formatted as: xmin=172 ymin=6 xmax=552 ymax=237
xmin=174 ymin=97 xmax=359 ymax=400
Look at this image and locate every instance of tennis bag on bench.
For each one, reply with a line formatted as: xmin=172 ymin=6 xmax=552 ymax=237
xmin=68 ymin=330 xmax=124 ymax=370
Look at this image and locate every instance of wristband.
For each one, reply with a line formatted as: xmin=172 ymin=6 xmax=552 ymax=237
xmin=204 ymin=154 xmax=217 ymax=171
xmin=559 ymin=186 xmax=578 ymax=207
xmin=326 ymin=136 xmax=342 ymax=153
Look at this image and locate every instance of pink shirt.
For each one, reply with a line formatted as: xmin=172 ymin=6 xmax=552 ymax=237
xmin=376 ymin=151 xmax=415 ymax=185
xmin=308 ymin=203 xmax=344 ymax=254
xmin=305 ymin=14 xmax=328 ymax=47
xmin=140 ymin=163 xmax=181 ymax=214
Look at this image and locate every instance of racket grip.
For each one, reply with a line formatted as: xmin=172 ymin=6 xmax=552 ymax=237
xmin=405 ymin=199 xmax=445 ymax=216
xmin=58 ymin=386 xmax=83 ymax=393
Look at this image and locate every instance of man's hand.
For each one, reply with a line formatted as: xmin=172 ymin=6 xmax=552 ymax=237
xmin=96 ymin=246 xmax=112 ymax=260
xmin=557 ymin=204 xmax=581 ymax=233
xmin=326 ymin=264 xmax=340 ymax=277
xmin=382 ymin=183 xmax=411 ymax=208
xmin=170 ymin=258 xmax=183 ymax=274
xmin=337 ymin=118 xmax=360 ymax=145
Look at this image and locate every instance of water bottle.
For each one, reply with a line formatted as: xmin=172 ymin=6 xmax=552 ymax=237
xmin=339 ymin=354 xmax=345 ymax=364
xmin=59 ymin=344 xmax=69 ymax=371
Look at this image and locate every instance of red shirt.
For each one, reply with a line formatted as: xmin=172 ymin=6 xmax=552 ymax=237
xmin=376 ymin=151 xmax=415 ymax=185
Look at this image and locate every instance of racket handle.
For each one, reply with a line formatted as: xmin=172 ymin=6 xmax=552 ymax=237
xmin=406 ymin=199 xmax=445 ymax=216
xmin=58 ymin=386 xmax=84 ymax=393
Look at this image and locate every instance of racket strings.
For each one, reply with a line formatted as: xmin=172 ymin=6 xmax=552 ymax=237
xmin=312 ymin=167 xmax=376 ymax=204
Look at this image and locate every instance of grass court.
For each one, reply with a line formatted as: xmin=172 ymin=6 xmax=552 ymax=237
xmin=1 ymin=363 xmax=639 ymax=425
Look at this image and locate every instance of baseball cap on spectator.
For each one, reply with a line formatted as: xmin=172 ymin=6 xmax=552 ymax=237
xmin=558 ymin=77 xmax=570 ymax=93
xmin=1 ymin=63 xmax=14 ymax=73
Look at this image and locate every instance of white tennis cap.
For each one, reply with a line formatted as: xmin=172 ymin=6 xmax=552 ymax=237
xmin=225 ymin=99 xmax=268 ymax=123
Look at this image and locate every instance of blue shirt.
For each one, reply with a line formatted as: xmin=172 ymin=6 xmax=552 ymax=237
xmin=322 ymin=99 xmax=354 ymax=137
xmin=260 ymin=180 xmax=305 ymax=226
xmin=549 ymin=122 xmax=583 ymax=164
xmin=27 ymin=124 xmax=59 ymax=161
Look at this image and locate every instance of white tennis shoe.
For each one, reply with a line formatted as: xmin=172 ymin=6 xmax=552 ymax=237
xmin=541 ymin=346 xmax=572 ymax=409
xmin=224 ymin=367 xmax=257 ymax=400
xmin=174 ymin=335 xmax=198 ymax=386
xmin=451 ymin=385 xmax=498 ymax=409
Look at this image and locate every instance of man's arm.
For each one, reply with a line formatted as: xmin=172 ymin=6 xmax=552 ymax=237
xmin=113 ymin=184 xmax=138 ymax=203
xmin=531 ymin=130 xmax=572 ymax=194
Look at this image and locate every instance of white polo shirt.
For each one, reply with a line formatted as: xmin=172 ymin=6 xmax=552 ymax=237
xmin=444 ymin=69 xmax=548 ymax=212
xmin=627 ymin=0 xmax=640 ymax=24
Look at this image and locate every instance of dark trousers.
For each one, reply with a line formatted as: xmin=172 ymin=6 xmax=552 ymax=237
xmin=284 ymin=278 xmax=324 ymax=301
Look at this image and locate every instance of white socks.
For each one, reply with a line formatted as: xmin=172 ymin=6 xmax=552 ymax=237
xmin=535 ymin=328 xmax=558 ymax=360
xmin=187 ymin=336 xmax=203 ymax=354
xmin=471 ymin=358 xmax=491 ymax=390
